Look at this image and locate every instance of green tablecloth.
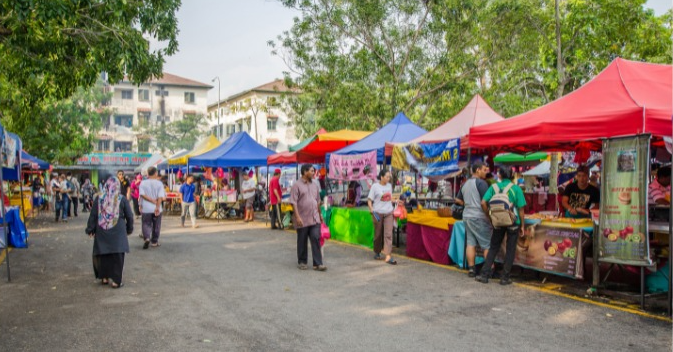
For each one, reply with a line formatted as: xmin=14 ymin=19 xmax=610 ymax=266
xmin=328 ymin=206 xmax=374 ymax=249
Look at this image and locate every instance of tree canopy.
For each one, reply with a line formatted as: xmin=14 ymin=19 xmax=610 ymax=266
xmin=272 ymin=0 xmax=672 ymax=138
xmin=0 ymin=0 xmax=181 ymax=162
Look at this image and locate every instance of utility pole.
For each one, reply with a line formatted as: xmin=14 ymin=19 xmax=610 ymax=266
xmin=212 ymin=76 xmax=221 ymax=140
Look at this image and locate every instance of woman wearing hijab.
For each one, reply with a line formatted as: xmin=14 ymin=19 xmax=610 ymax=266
xmin=85 ymin=178 xmax=134 ymax=288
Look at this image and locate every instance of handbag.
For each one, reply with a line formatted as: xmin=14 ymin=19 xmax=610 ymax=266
xmin=451 ymin=203 xmax=464 ymax=220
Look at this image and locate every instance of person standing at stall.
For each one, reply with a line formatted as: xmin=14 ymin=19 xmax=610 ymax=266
xmin=241 ymin=168 xmax=256 ymax=222
xmin=178 ymin=174 xmax=198 ymax=229
xmin=58 ymin=174 xmax=70 ymax=222
xmin=139 ymin=167 xmax=166 ymax=249
xmin=66 ymin=172 xmax=80 ymax=218
xmin=649 ymin=165 xmax=670 ymax=205
xmin=561 ymin=165 xmax=600 ymax=218
xmin=455 ymin=162 xmax=492 ymax=277
xmin=290 ymin=164 xmax=325 ymax=271
xmin=85 ymin=177 xmax=134 ymax=288
xmin=268 ymin=168 xmax=283 ymax=229
xmin=368 ymin=169 xmax=397 ymax=265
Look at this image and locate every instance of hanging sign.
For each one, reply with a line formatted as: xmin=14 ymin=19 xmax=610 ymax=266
xmin=598 ymin=134 xmax=651 ymax=266
xmin=391 ymin=138 xmax=460 ymax=180
xmin=328 ymin=150 xmax=377 ymax=181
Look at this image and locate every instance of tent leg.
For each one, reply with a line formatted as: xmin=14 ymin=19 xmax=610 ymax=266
xmin=0 ymin=145 xmax=10 ymax=282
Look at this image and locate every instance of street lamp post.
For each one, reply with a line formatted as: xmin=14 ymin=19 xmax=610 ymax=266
xmin=211 ymin=76 xmax=221 ymax=140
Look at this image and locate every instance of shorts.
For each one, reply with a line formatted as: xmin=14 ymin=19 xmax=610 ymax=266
xmin=464 ymin=217 xmax=493 ymax=249
xmin=245 ymin=197 xmax=254 ymax=208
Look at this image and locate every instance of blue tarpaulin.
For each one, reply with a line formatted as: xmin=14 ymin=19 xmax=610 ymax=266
xmin=188 ymin=132 xmax=276 ymax=168
xmin=21 ymin=150 xmax=50 ymax=170
xmin=328 ymin=112 xmax=426 ymax=164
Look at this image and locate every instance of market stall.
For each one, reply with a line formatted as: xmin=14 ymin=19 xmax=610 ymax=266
xmin=469 ymin=58 xmax=672 ymax=313
xmin=405 ymin=209 xmax=456 ymax=265
xmin=0 ymin=126 xmax=26 ymax=281
xmin=325 ymin=113 xmax=426 ymax=247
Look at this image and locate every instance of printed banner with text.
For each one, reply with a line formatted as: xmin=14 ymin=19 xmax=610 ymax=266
xmin=391 ymin=139 xmax=460 ymax=179
xmin=598 ymin=134 xmax=651 ymax=266
xmin=328 ymin=151 xmax=377 ymax=181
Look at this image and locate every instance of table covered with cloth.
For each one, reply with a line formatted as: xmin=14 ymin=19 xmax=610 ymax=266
xmin=328 ymin=206 xmax=374 ymax=248
xmin=0 ymin=207 xmax=28 ymax=248
xmin=406 ymin=209 xmax=456 ymax=265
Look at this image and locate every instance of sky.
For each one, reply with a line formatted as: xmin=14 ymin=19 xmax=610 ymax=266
xmin=159 ymin=0 xmax=672 ymax=105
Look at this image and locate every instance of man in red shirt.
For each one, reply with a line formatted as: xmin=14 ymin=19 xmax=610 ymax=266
xmin=269 ymin=168 xmax=283 ymax=229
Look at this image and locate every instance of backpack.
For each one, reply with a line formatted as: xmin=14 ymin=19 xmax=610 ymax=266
xmin=67 ymin=179 xmax=76 ymax=194
xmin=488 ymin=183 xmax=516 ymax=227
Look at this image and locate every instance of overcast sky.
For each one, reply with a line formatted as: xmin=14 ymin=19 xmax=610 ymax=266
xmin=159 ymin=0 xmax=672 ymax=105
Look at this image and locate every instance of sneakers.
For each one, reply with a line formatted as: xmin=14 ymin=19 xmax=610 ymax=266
xmin=467 ymin=266 xmax=476 ymax=278
xmin=297 ymin=263 xmax=308 ymax=270
xmin=475 ymin=274 xmax=489 ymax=284
xmin=500 ymin=277 xmax=513 ymax=286
xmin=313 ymin=265 xmax=327 ymax=271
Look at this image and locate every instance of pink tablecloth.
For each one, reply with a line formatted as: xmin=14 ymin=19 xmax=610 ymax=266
xmin=405 ymin=222 xmax=452 ymax=265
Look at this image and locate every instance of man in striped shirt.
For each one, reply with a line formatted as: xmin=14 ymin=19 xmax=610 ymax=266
xmin=649 ymin=166 xmax=670 ymax=205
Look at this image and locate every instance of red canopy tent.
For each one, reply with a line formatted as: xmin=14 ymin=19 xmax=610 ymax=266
xmin=384 ymin=94 xmax=504 ymax=156
xmin=469 ymin=58 xmax=672 ymax=152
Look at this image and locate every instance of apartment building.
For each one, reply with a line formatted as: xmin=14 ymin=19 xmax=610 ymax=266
xmin=97 ymin=73 xmax=212 ymax=153
xmin=207 ymin=79 xmax=299 ymax=152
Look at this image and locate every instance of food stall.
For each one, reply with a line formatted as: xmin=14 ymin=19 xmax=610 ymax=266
xmin=469 ymin=58 xmax=672 ymax=314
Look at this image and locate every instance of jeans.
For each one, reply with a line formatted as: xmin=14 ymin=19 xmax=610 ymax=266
xmin=55 ymin=199 xmax=64 ymax=221
xmin=68 ymin=196 xmax=78 ymax=217
xmin=61 ymin=195 xmax=70 ymax=220
xmin=180 ymin=202 xmax=196 ymax=226
xmin=479 ymin=225 xmax=520 ymax=278
xmin=296 ymin=223 xmax=322 ymax=266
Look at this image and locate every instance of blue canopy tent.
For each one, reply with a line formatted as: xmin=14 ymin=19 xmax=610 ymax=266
xmin=189 ymin=132 xmax=275 ymax=168
xmin=327 ymin=112 xmax=427 ymax=164
xmin=21 ymin=150 xmax=50 ymax=170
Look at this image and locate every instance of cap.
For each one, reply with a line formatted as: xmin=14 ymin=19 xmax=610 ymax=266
xmin=274 ymin=168 xmax=281 ymax=174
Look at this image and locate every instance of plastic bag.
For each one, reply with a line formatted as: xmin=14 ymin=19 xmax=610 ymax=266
xmin=320 ymin=222 xmax=331 ymax=247
xmin=393 ymin=204 xmax=407 ymax=220
xmin=282 ymin=212 xmax=292 ymax=228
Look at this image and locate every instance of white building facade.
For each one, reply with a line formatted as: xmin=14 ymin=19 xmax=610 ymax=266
xmin=207 ymin=79 xmax=299 ymax=152
xmin=97 ymin=73 xmax=212 ymax=153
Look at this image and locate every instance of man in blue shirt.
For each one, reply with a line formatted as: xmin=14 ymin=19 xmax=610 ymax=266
xmin=179 ymin=174 xmax=198 ymax=228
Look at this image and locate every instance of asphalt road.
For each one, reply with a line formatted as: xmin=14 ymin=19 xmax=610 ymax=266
xmin=0 ymin=213 xmax=671 ymax=352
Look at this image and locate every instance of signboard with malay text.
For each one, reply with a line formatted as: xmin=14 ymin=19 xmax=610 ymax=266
xmin=598 ymin=134 xmax=651 ymax=266
xmin=328 ymin=150 xmax=377 ymax=181
xmin=76 ymin=153 xmax=152 ymax=166
xmin=391 ymin=138 xmax=460 ymax=180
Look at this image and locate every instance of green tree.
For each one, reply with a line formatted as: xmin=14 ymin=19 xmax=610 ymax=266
xmin=135 ymin=114 xmax=207 ymax=154
xmin=0 ymin=0 xmax=181 ymax=159
xmin=5 ymin=80 xmax=112 ymax=165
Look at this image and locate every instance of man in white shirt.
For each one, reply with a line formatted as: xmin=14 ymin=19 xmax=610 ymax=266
xmin=139 ymin=166 xmax=166 ymax=249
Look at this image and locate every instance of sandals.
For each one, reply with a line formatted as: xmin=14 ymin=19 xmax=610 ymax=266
xmin=110 ymin=281 xmax=124 ymax=289
xmin=386 ymin=258 xmax=397 ymax=265
xmin=101 ymin=279 xmax=109 ymax=285
xmin=374 ymin=253 xmax=384 ymax=260
xmin=143 ymin=241 xmax=150 ymax=250
xmin=150 ymin=242 xmax=161 ymax=248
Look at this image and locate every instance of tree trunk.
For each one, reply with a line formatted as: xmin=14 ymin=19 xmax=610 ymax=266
xmin=555 ymin=0 xmax=566 ymax=99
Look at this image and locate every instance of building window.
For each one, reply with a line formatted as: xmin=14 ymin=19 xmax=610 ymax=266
xmin=155 ymin=89 xmax=168 ymax=97
xmin=137 ymin=139 xmax=150 ymax=153
xmin=121 ymin=89 xmax=133 ymax=100
xmin=138 ymin=112 xmax=151 ymax=126
xmin=184 ymin=92 xmax=195 ymax=104
xmin=226 ymin=124 xmax=236 ymax=136
xmin=212 ymin=126 xmax=218 ymax=136
xmin=138 ymin=89 xmax=150 ymax=102
xmin=97 ymin=140 xmax=110 ymax=151
xmin=114 ymin=141 xmax=132 ymax=152
xmin=267 ymin=118 xmax=278 ymax=131
xmin=114 ymin=115 xmax=133 ymax=127
xmin=267 ymin=140 xmax=279 ymax=151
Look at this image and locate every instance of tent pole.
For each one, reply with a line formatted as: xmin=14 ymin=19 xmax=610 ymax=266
xmin=1 ymin=134 xmax=10 ymax=282
xmin=19 ymin=171 xmax=26 ymax=223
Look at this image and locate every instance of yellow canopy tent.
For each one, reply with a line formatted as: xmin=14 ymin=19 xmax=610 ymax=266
xmin=317 ymin=129 xmax=371 ymax=141
xmin=168 ymin=134 xmax=221 ymax=165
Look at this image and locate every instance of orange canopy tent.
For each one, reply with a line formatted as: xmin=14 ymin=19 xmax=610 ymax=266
xmin=267 ymin=128 xmax=372 ymax=165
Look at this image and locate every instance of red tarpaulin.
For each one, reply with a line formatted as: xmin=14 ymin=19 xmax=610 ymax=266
xmin=267 ymin=128 xmax=371 ymax=165
xmin=469 ymin=58 xmax=673 ymax=152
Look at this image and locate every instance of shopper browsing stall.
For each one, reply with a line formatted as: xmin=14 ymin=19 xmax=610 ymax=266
xmin=649 ymin=165 xmax=670 ymax=205
xmin=241 ymin=168 xmax=256 ymax=222
xmin=290 ymin=164 xmax=325 ymax=271
xmin=368 ymin=169 xmax=397 ymax=265
xmin=561 ymin=165 xmax=600 ymax=218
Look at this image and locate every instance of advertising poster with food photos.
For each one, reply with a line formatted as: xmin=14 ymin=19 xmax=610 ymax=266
xmin=496 ymin=224 xmax=585 ymax=279
xmin=598 ymin=134 xmax=651 ymax=265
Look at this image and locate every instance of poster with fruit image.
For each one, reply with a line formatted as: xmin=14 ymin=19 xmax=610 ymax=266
xmin=495 ymin=224 xmax=586 ymax=279
xmin=598 ymin=135 xmax=651 ymax=266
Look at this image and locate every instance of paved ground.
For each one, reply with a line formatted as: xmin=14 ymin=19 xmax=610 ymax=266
xmin=0 ymin=213 xmax=671 ymax=352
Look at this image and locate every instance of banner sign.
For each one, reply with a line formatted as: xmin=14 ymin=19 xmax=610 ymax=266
xmin=2 ymin=131 xmax=17 ymax=168
xmin=77 ymin=153 xmax=152 ymax=166
xmin=598 ymin=134 xmax=651 ymax=266
xmin=391 ymin=139 xmax=460 ymax=179
xmin=328 ymin=150 xmax=377 ymax=181
xmin=496 ymin=223 xmax=587 ymax=279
